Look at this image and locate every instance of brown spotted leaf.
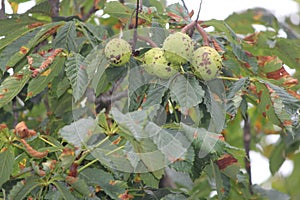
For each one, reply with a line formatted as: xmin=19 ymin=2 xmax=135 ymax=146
xmin=0 ymin=69 xmax=31 ymax=108
xmin=166 ymin=3 xmax=191 ymax=24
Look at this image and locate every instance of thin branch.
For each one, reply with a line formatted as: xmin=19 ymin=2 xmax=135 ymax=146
xmin=243 ymin=113 xmax=253 ymax=194
xmin=181 ymin=21 xmax=196 ymax=33
xmin=12 ymin=98 xmax=18 ymax=127
xmin=181 ymin=0 xmax=189 ymax=14
xmin=95 ymin=90 xmax=128 ymax=105
xmin=0 ymin=0 xmax=5 ymax=19
xmin=137 ymin=35 xmax=158 ymax=47
xmin=195 ymin=23 xmax=209 ymax=46
xmin=48 ymin=0 xmax=60 ymax=19
xmin=195 ymin=0 xmax=203 ymax=22
xmin=81 ymin=4 xmax=99 ymax=21
xmin=132 ymin=0 xmax=140 ymax=51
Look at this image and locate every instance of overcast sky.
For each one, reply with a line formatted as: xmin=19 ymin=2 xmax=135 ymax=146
xmin=168 ymin=0 xmax=299 ymax=21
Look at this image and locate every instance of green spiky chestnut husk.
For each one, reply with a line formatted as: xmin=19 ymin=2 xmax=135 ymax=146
xmin=143 ymin=48 xmax=178 ymax=79
xmin=162 ymin=32 xmax=193 ymax=65
xmin=191 ymin=46 xmax=222 ymax=81
xmin=104 ymin=38 xmax=131 ymax=66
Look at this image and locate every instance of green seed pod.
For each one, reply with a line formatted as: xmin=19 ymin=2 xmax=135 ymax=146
xmin=162 ymin=32 xmax=193 ymax=65
xmin=143 ymin=48 xmax=178 ymax=79
xmin=191 ymin=46 xmax=222 ymax=81
xmin=104 ymin=38 xmax=131 ymax=66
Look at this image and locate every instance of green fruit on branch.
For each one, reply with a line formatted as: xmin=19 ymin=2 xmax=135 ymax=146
xmin=104 ymin=38 xmax=132 ymax=66
xmin=143 ymin=48 xmax=178 ymax=79
xmin=162 ymin=32 xmax=193 ymax=65
xmin=191 ymin=46 xmax=222 ymax=81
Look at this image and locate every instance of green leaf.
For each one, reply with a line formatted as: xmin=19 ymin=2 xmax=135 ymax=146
xmin=231 ymin=42 xmax=258 ymax=73
xmin=59 ymin=117 xmax=98 ymax=151
xmin=5 ymin=22 xmax=64 ymax=69
xmin=25 ymin=0 xmax=52 ymax=16
xmin=225 ymin=8 xmax=279 ymax=34
xmin=142 ymin=83 xmax=168 ymax=108
xmin=269 ymin=140 xmax=285 ymax=175
xmin=207 ymin=161 xmax=228 ymax=200
xmin=226 ymin=77 xmax=250 ymax=116
xmin=0 ymin=148 xmax=14 ymax=187
xmin=253 ymin=185 xmax=290 ymax=200
xmin=53 ymin=21 xmax=78 ymax=52
xmin=128 ymin=66 xmax=153 ymax=111
xmin=65 ymin=52 xmax=89 ymax=102
xmin=204 ymin=20 xmax=239 ymax=44
xmin=180 ymin=123 xmax=224 ymax=157
xmin=104 ymin=1 xmax=133 ymax=19
xmin=166 ymin=3 xmax=191 ymax=24
xmin=0 ymin=69 xmax=31 ymax=108
xmin=67 ymin=177 xmax=90 ymax=197
xmin=27 ymin=55 xmax=65 ymax=99
xmin=8 ymin=176 xmax=42 ymax=200
xmin=140 ymin=170 xmax=163 ymax=188
xmin=85 ymin=48 xmax=108 ymax=91
xmin=52 ymin=181 xmax=76 ymax=200
xmin=204 ymin=80 xmax=226 ymax=133
xmin=0 ymin=15 xmax=44 ymax=50
xmin=255 ymin=81 xmax=281 ymax=126
xmin=80 ymin=168 xmax=127 ymax=199
xmin=162 ymin=193 xmax=188 ymax=200
xmin=0 ymin=29 xmax=39 ymax=72
xmin=110 ymin=108 xmax=192 ymax=172
xmin=170 ymin=75 xmax=205 ymax=115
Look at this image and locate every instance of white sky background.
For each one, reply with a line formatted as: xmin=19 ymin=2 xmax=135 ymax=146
xmin=1 ymin=0 xmax=298 ymax=186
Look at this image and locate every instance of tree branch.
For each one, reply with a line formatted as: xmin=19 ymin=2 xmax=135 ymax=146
xmin=181 ymin=21 xmax=196 ymax=34
xmin=0 ymin=0 xmax=6 ymax=19
xmin=48 ymin=0 xmax=60 ymax=19
xmin=132 ymin=0 xmax=140 ymax=51
xmin=243 ymin=113 xmax=253 ymax=194
xmin=81 ymin=7 xmax=97 ymax=21
xmin=196 ymin=23 xmax=209 ymax=46
xmin=195 ymin=0 xmax=203 ymax=22
xmin=137 ymin=35 xmax=158 ymax=47
xmin=181 ymin=0 xmax=189 ymax=14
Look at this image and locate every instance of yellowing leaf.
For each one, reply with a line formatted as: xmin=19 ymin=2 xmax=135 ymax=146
xmin=9 ymin=2 xmax=19 ymax=14
xmin=41 ymin=68 xmax=52 ymax=76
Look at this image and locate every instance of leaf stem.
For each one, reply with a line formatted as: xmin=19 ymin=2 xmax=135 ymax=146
xmin=105 ymin=145 xmax=125 ymax=156
xmin=195 ymin=23 xmax=209 ymax=46
xmin=137 ymin=35 xmax=158 ymax=47
xmin=39 ymin=135 xmax=59 ymax=149
xmin=76 ymin=136 xmax=110 ymax=165
xmin=78 ymin=159 xmax=98 ymax=173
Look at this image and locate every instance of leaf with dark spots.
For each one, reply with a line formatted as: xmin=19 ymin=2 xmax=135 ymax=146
xmin=216 ymin=154 xmax=238 ymax=170
xmin=0 ymin=69 xmax=31 ymax=108
xmin=166 ymin=3 xmax=191 ymax=24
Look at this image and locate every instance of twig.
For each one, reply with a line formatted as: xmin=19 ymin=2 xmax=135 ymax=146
xmin=0 ymin=0 xmax=6 ymax=19
xmin=196 ymin=23 xmax=209 ymax=46
xmin=181 ymin=21 xmax=196 ymax=33
xmin=132 ymin=0 xmax=140 ymax=51
xmin=95 ymin=90 xmax=128 ymax=105
xmin=48 ymin=0 xmax=60 ymax=19
xmin=137 ymin=35 xmax=158 ymax=47
xmin=195 ymin=0 xmax=203 ymax=22
xmin=181 ymin=0 xmax=189 ymax=14
xmin=12 ymin=98 xmax=18 ymax=127
xmin=243 ymin=113 xmax=253 ymax=194
xmin=81 ymin=2 xmax=99 ymax=21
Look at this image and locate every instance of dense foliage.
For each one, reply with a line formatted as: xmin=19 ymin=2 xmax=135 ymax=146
xmin=0 ymin=0 xmax=300 ymax=199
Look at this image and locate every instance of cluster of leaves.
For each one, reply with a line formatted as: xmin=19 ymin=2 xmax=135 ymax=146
xmin=0 ymin=0 xmax=300 ymax=199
